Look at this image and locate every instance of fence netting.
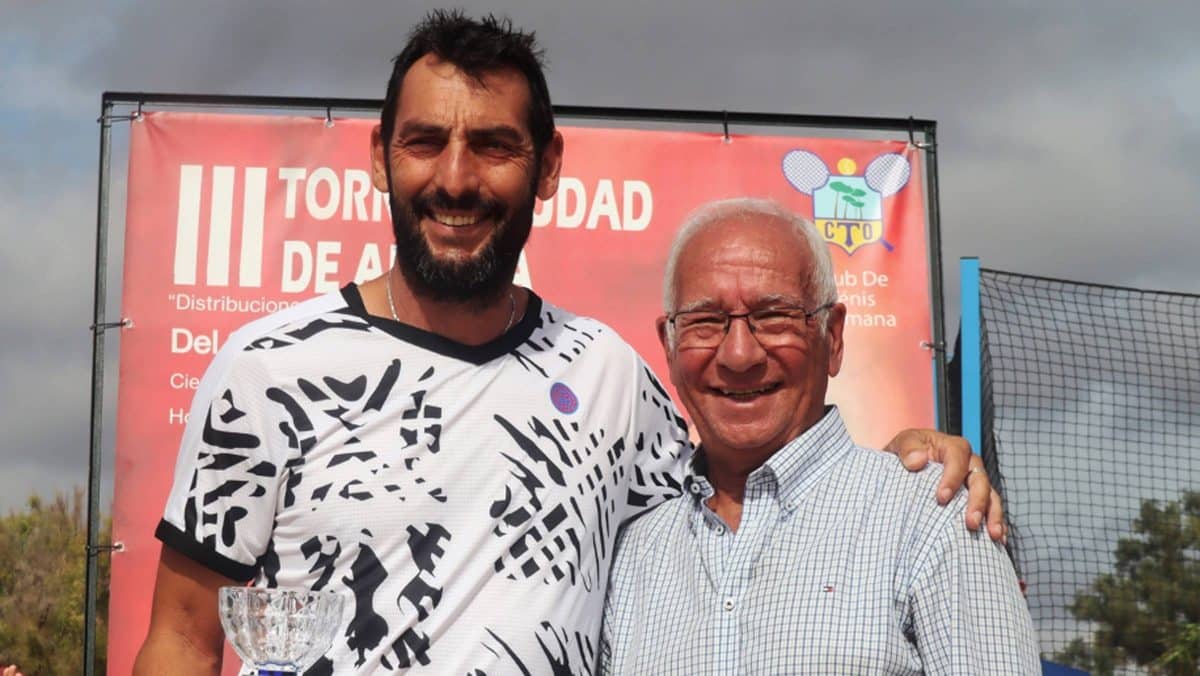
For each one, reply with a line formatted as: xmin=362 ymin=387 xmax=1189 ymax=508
xmin=976 ymin=269 xmax=1199 ymax=670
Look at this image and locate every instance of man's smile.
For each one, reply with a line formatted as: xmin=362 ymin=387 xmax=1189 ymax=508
xmin=430 ymin=210 xmax=488 ymax=227
xmin=712 ymin=382 xmax=782 ymax=401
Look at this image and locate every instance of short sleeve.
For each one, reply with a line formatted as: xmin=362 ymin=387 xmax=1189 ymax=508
xmin=621 ymin=356 xmax=691 ymax=518
xmin=156 ymin=348 xmax=286 ymax=581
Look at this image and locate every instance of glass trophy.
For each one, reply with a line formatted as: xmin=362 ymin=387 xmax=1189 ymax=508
xmin=218 ymin=586 xmax=344 ymax=676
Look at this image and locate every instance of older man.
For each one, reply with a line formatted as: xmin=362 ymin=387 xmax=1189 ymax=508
xmin=136 ymin=12 xmax=1002 ymax=676
xmin=600 ymin=198 xmax=1038 ymax=674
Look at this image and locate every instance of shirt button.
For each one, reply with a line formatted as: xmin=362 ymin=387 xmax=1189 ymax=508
xmin=689 ymin=482 xmax=702 ymax=494
xmin=723 ymin=598 xmax=735 ymax=612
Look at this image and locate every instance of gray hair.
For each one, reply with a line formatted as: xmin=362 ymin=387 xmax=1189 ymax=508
xmin=662 ymin=197 xmax=838 ymax=313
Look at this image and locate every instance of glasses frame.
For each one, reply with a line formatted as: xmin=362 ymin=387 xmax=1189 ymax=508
xmin=666 ymin=301 xmax=836 ymax=349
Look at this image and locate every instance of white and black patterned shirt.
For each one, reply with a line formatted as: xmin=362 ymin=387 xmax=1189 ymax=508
xmin=157 ymin=285 xmax=689 ymax=675
xmin=600 ymin=407 xmax=1040 ymax=675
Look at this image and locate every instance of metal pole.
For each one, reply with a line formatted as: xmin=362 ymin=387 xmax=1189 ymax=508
xmin=960 ymin=257 xmax=983 ymax=454
xmin=99 ymin=90 xmax=937 ymax=134
xmin=84 ymin=96 xmax=114 ymax=676
xmin=922 ymin=124 xmax=950 ymax=430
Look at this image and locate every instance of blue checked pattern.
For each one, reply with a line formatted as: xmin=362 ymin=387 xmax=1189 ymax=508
xmin=600 ymin=408 xmax=1040 ymax=675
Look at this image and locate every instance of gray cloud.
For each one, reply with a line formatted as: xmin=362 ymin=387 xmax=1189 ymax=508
xmin=0 ymin=178 xmax=97 ymax=510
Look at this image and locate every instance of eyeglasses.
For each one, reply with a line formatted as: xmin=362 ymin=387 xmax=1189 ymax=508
xmin=667 ymin=302 xmax=835 ymax=349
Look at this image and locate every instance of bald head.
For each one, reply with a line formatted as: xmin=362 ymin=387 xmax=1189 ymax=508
xmin=662 ymin=198 xmax=837 ymax=315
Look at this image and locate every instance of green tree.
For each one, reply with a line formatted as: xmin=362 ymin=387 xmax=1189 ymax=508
xmin=829 ymin=181 xmax=851 ymax=217
xmin=850 ymin=188 xmax=867 ymax=218
xmin=1056 ymin=491 xmax=1200 ymax=675
xmin=1156 ymin=622 xmax=1200 ymax=673
xmin=0 ymin=489 xmax=110 ymax=674
xmin=844 ymin=197 xmax=866 ymax=219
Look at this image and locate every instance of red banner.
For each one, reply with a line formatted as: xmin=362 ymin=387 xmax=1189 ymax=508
xmin=110 ymin=111 xmax=934 ymax=673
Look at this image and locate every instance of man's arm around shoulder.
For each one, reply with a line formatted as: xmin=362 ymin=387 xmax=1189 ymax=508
xmin=134 ymin=545 xmax=236 ymax=675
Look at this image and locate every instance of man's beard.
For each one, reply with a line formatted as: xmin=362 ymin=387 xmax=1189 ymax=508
xmin=389 ymin=183 xmax=535 ymax=308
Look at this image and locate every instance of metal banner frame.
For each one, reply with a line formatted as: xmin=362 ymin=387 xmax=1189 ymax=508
xmin=86 ymin=91 xmax=944 ymax=674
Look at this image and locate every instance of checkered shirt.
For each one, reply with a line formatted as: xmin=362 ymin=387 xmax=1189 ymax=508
xmin=600 ymin=407 xmax=1039 ymax=675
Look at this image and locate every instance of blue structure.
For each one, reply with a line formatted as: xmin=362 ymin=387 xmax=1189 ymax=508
xmin=1042 ymin=659 xmax=1089 ymax=675
xmin=959 ymin=257 xmax=982 ymax=455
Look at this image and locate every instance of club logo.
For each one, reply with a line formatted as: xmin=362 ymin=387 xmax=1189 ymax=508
xmin=782 ymin=151 xmax=911 ymax=255
xmin=549 ymin=382 xmax=579 ymax=414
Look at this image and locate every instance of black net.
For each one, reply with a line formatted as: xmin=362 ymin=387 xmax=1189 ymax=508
xmin=976 ymin=269 xmax=1200 ymax=667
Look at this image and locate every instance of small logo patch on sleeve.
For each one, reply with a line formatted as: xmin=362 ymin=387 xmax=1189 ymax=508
xmin=550 ymin=382 xmax=579 ymax=414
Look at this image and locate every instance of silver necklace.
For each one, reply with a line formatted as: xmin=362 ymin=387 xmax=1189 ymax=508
xmin=385 ymin=268 xmax=401 ymax=322
xmin=386 ymin=268 xmax=517 ymax=333
xmin=502 ymin=289 xmax=517 ymax=332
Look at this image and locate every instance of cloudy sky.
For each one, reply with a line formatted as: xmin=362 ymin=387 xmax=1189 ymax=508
xmin=2 ymin=1 xmax=1197 ymax=518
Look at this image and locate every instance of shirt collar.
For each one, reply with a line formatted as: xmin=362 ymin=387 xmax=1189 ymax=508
xmin=682 ymin=451 xmax=715 ymax=500
xmin=765 ymin=406 xmax=855 ymax=511
xmin=683 ymin=406 xmax=855 ymax=512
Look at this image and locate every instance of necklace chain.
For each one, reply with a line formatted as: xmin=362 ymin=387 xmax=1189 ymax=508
xmin=503 ymin=289 xmax=517 ymax=332
xmin=386 ymin=268 xmax=518 ymax=334
xmin=385 ymin=267 xmax=401 ymax=322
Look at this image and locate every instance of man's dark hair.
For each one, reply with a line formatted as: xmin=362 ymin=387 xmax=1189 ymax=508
xmin=380 ymin=10 xmax=555 ymax=155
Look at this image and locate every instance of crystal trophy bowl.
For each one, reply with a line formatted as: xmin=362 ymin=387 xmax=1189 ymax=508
xmin=218 ymin=586 xmax=344 ymax=675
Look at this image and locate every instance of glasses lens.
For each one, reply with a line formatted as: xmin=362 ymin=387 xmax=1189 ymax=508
xmin=752 ymin=309 xmax=812 ymax=347
xmin=674 ymin=307 xmax=824 ymax=349
xmin=751 ymin=309 xmax=803 ymax=332
xmin=675 ymin=312 xmax=726 ymax=347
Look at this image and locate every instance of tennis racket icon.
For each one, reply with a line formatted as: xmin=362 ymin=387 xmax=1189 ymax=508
xmin=782 ymin=150 xmax=910 ymax=252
